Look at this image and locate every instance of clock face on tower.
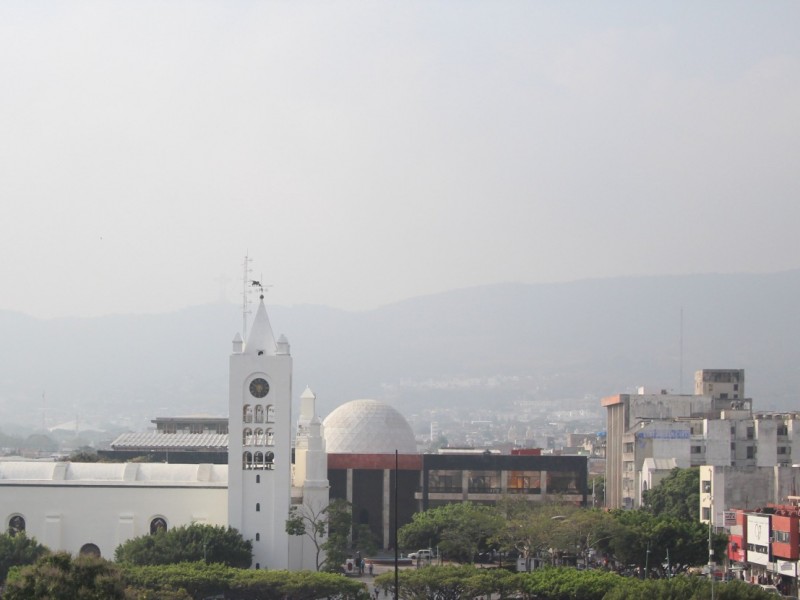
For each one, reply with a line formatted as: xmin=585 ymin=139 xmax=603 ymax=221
xmin=249 ymin=378 xmax=270 ymax=398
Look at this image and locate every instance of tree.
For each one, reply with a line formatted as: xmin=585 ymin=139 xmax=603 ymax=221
xmin=550 ymin=508 xmax=617 ymax=567
xmin=286 ymin=500 xmax=330 ymax=571
xmin=398 ymin=502 xmax=503 ymax=563
xmin=114 ymin=524 xmax=252 ymax=568
xmin=4 ymin=552 xmax=127 ymax=600
xmin=0 ymin=532 xmax=49 ymax=583
xmin=121 ymin=561 xmax=371 ymax=600
xmin=641 ymin=467 xmax=700 ymax=521
xmin=286 ymin=499 xmax=362 ymax=572
xmin=603 ymin=510 xmax=726 ymax=576
xmin=323 ymin=499 xmax=357 ymax=572
xmin=490 ymin=498 xmax=576 ymax=568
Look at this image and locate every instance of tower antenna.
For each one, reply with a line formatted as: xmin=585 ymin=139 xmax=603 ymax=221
xmin=241 ymin=254 xmax=253 ymax=338
xmin=679 ymin=307 xmax=684 ymax=394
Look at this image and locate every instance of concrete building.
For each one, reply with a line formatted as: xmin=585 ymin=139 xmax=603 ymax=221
xmin=603 ymin=368 xmax=763 ymax=509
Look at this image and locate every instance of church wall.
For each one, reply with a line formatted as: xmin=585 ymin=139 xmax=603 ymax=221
xmin=1 ymin=482 xmax=227 ymax=558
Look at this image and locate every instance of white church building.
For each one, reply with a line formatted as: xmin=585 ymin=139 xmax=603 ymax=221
xmin=0 ymin=295 xmax=329 ymax=571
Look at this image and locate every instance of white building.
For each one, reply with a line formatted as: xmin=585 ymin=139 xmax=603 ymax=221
xmin=602 ymin=369 xmax=800 ymax=510
xmin=0 ymin=296 xmax=328 ymax=571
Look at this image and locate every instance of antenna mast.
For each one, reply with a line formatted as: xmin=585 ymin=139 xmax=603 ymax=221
xmin=241 ymin=254 xmax=253 ymax=338
xmin=679 ymin=307 xmax=684 ymax=394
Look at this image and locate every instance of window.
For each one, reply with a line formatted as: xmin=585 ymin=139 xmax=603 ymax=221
xmin=255 ymin=405 xmax=264 ymax=423
xmin=731 ymin=426 xmax=736 ymax=435
xmin=702 ymin=480 xmax=711 ymax=493
xmin=779 ymin=446 xmax=789 ymax=455
xmin=623 ymin=442 xmax=634 ymax=453
xmin=734 ymin=384 xmax=739 ymax=391
xmin=163 ymin=423 xmax=177 ymax=434
xmin=255 ymin=563 xmax=260 ymax=569
xmin=266 ymin=405 xmax=275 ymax=423
xmin=189 ymin=423 xmax=203 ymax=434
xmin=747 ymin=427 xmax=754 ymax=440
xmin=691 ymin=446 xmax=702 ymax=454
xmin=775 ymin=531 xmax=791 ymax=543
xmin=8 ymin=515 xmax=25 ymax=536
xmin=702 ymin=507 xmax=710 ymax=521
xmin=254 ymin=451 xmax=264 ymax=467
xmin=243 ymin=428 xmax=253 ymax=445
xmin=254 ymin=428 xmax=265 ymax=445
xmin=256 ymin=503 xmax=260 ymax=512
xmin=243 ymin=451 xmax=253 ymax=469
xmin=256 ymin=533 xmax=260 ymax=541
xmin=778 ymin=425 xmax=788 ymax=436
xmin=79 ymin=543 xmax=101 ymax=558
xmin=217 ymin=423 xmax=229 ymax=434
xmin=747 ymin=446 xmax=756 ymax=459
xmin=150 ymin=518 xmax=167 ymax=534
xmin=243 ymin=405 xmax=253 ymax=423
xmin=266 ymin=429 xmax=274 ymax=446
xmin=265 ymin=451 xmax=274 ymax=468
xmin=256 ymin=474 xmax=260 ymax=483
xmin=429 ymin=470 xmax=464 ymax=493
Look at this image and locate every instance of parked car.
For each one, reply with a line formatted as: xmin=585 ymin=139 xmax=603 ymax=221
xmin=408 ymin=549 xmax=434 ymax=560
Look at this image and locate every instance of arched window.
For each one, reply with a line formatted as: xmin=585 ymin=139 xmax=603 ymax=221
xmin=266 ymin=429 xmax=274 ymax=446
xmin=256 ymin=503 xmax=260 ymax=512
xmin=254 ymin=451 xmax=264 ymax=467
xmin=79 ymin=543 xmax=101 ymax=558
xmin=254 ymin=428 xmax=264 ymax=446
xmin=254 ymin=405 xmax=264 ymax=423
xmin=265 ymin=451 xmax=275 ymax=469
xmin=266 ymin=405 xmax=275 ymax=423
xmin=256 ymin=474 xmax=260 ymax=483
xmin=8 ymin=515 xmax=25 ymax=536
xmin=256 ymin=533 xmax=260 ymax=541
xmin=243 ymin=451 xmax=253 ymax=469
xmin=150 ymin=517 xmax=168 ymax=535
xmin=243 ymin=428 xmax=253 ymax=446
xmin=243 ymin=404 xmax=253 ymax=423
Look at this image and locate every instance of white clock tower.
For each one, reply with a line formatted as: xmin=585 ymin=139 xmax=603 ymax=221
xmin=228 ymin=295 xmax=292 ymax=569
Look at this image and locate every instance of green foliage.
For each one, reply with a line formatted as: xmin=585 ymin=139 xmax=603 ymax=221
xmin=323 ymin=499 xmax=358 ymax=572
xmin=602 ymin=576 xmax=779 ymax=600
xmin=68 ymin=450 xmax=101 ymax=462
xmin=605 ymin=510 xmax=726 ymax=575
xmin=286 ymin=499 xmax=370 ymax=572
xmin=517 ymin=567 xmax=622 ymax=600
xmin=286 ymin=501 xmax=330 ymax=571
xmin=114 ymin=524 xmax=252 ymax=568
xmin=398 ymin=502 xmax=504 ymax=563
xmin=375 ymin=565 xmax=778 ymax=600
xmin=490 ymin=499 xmax=575 ymax=564
xmin=375 ymin=564 xmax=518 ymax=600
xmin=121 ymin=561 xmax=371 ymax=600
xmin=0 ymin=532 xmax=49 ymax=583
xmin=642 ymin=467 xmax=700 ymax=521
xmin=4 ymin=552 xmax=127 ymax=600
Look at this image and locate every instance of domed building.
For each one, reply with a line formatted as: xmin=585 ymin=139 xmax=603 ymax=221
xmin=324 ymin=399 xmax=417 ymax=455
xmin=323 ymin=399 xmax=421 ymax=550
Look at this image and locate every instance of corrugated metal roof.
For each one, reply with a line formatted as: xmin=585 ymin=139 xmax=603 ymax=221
xmin=111 ymin=432 xmax=229 ymax=450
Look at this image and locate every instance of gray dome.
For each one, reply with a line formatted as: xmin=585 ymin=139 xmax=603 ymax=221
xmin=323 ymin=399 xmax=417 ymax=454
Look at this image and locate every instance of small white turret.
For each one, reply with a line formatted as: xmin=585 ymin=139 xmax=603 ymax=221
xmin=232 ymin=332 xmax=243 ymax=354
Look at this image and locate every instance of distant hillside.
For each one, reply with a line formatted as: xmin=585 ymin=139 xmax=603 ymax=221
xmin=1 ymin=270 xmax=798 ymax=431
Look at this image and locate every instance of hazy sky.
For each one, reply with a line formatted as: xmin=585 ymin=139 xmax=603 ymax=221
xmin=1 ymin=1 xmax=798 ymax=319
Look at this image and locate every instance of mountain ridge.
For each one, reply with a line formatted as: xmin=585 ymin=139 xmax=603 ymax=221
xmin=1 ymin=270 xmax=798 ymax=432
